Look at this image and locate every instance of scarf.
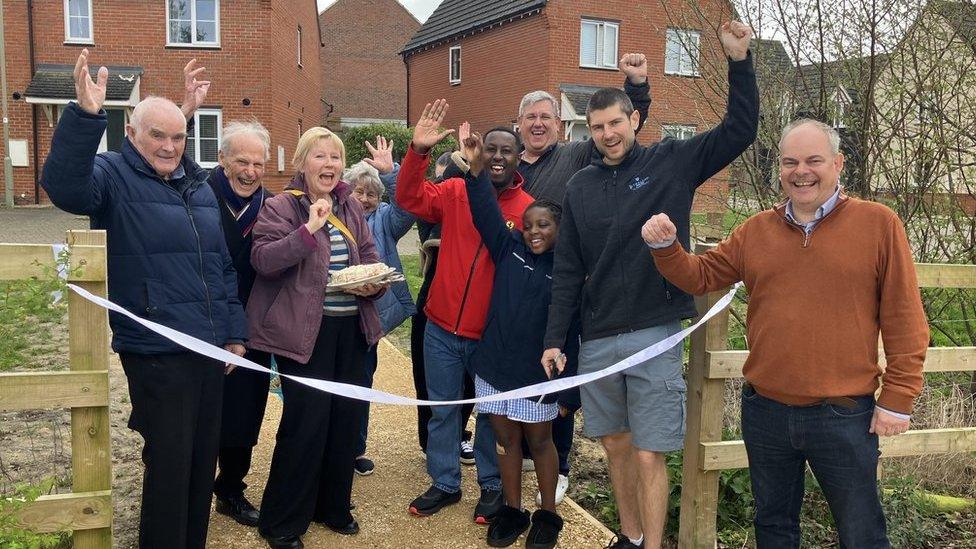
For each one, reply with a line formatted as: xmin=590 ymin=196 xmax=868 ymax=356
xmin=214 ymin=166 xmax=265 ymax=237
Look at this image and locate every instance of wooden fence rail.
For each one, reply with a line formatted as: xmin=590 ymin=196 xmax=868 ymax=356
xmin=0 ymin=230 xmax=111 ymax=548
xmin=677 ymin=242 xmax=976 ymax=548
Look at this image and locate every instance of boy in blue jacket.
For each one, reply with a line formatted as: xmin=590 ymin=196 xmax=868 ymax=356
xmin=458 ymin=127 xmax=577 ymax=549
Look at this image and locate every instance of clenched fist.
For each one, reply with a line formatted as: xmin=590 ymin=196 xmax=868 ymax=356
xmin=719 ymin=21 xmax=753 ymax=62
xmin=619 ymin=53 xmax=648 ymax=84
xmin=305 ymin=197 xmax=332 ymax=234
xmin=641 ymin=213 xmax=677 ymax=248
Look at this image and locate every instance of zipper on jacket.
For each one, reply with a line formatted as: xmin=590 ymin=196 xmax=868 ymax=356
xmin=183 ymin=193 xmax=218 ymax=343
xmin=453 ymin=243 xmax=484 ymax=334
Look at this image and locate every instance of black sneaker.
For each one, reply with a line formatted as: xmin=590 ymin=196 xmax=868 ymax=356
xmin=473 ymin=487 xmax=504 ymax=524
xmin=408 ymin=486 xmax=462 ymax=516
xmin=353 ymin=456 xmax=375 ymax=476
xmin=485 ymin=505 xmax=530 ymax=547
xmin=460 ymin=439 xmax=476 ymax=465
xmin=215 ymin=492 xmax=260 ymax=526
xmin=605 ymin=533 xmax=643 ymax=548
xmin=525 ymin=509 xmax=564 ymax=549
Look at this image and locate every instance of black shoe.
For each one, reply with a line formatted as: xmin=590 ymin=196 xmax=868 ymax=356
xmin=322 ymin=518 xmax=360 ymax=535
xmin=262 ymin=534 xmax=303 ymax=549
xmin=460 ymin=439 xmax=476 ymax=465
xmin=408 ymin=485 xmax=462 ymax=516
xmin=605 ymin=533 xmax=643 ymax=548
xmin=525 ymin=509 xmax=564 ymax=549
xmin=215 ymin=493 xmax=260 ymax=527
xmin=485 ymin=505 xmax=530 ymax=547
xmin=354 ymin=456 xmax=375 ymax=476
xmin=474 ymin=487 xmax=504 ymax=525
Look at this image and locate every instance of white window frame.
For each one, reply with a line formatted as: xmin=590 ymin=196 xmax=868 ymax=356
xmin=579 ymin=19 xmax=619 ymax=70
xmin=187 ymin=108 xmax=222 ymax=168
xmin=297 ymin=25 xmax=303 ymax=67
xmin=665 ymin=28 xmax=701 ymax=77
xmin=166 ymin=0 xmax=221 ymax=48
xmin=64 ymin=0 xmax=94 ymax=44
xmin=662 ymin=124 xmax=696 ymax=140
xmin=449 ymin=45 xmax=461 ymax=84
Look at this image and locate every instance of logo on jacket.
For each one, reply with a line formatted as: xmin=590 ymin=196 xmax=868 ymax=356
xmin=629 ymin=176 xmax=651 ymax=191
xmin=506 ymin=220 xmax=515 ymax=230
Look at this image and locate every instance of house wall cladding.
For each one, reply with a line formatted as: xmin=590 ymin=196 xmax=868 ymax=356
xmin=404 ymin=0 xmax=739 ymax=212
xmin=1 ymin=0 xmax=321 ymax=203
xmin=319 ymin=0 xmax=418 ymax=125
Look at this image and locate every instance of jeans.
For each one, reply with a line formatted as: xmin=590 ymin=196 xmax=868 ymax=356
xmin=424 ymin=321 xmax=500 ymax=493
xmin=741 ymin=386 xmax=889 ymax=549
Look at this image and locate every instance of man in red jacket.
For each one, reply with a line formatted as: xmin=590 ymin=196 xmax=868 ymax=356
xmin=397 ymin=100 xmax=535 ymax=523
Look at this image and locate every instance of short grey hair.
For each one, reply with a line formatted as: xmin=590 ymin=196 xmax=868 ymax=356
xmin=221 ymin=120 xmax=271 ymax=161
xmin=129 ymin=96 xmax=185 ymax=132
xmin=779 ymin=118 xmax=841 ymax=155
xmin=343 ymin=161 xmax=384 ymax=196
xmin=518 ymin=91 xmax=559 ymax=118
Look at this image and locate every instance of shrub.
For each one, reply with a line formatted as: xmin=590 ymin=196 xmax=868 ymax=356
xmin=341 ymin=123 xmax=458 ymax=176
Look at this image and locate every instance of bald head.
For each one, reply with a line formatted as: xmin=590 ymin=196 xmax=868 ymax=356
xmin=126 ymin=96 xmax=188 ymax=179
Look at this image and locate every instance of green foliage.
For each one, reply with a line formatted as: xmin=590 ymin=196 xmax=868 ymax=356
xmin=384 ymin=254 xmax=423 ymax=354
xmin=0 ymin=249 xmax=72 ymax=371
xmin=0 ymin=481 xmax=71 ymax=549
xmin=342 ymin=123 xmax=458 ymax=176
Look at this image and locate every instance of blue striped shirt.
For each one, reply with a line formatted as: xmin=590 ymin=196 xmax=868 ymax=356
xmin=323 ymin=224 xmax=359 ymax=316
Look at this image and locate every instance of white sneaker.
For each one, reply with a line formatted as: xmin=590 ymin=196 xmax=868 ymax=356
xmin=521 ymin=458 xmax=535 ymax=472
xmin=536 ymin=474 xmax=569 ymax=506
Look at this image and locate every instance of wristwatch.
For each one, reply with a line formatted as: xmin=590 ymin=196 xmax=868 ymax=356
xmin=450 ymin=151 xmax=470 ymax=174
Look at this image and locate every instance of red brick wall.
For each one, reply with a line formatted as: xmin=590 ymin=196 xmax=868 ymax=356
xmin=268 ymin=0 xmax=324 ymax=191
xmin=405 ymin=13 xmax=550 ymax=134
xmin=1 ymin=0 xmax=323 ymax=203
xmin=319 ymin=0 xmax=418 ymax=125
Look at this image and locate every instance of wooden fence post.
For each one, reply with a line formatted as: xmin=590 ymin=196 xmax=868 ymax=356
xmin=677 ymin=241 xmax=730 ymax=548
xmin=66 ymin=230 xmax=112 ymax=548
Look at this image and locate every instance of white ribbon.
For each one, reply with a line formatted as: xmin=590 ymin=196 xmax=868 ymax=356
xmin=67 ymin=282 xmax=740 ymax=406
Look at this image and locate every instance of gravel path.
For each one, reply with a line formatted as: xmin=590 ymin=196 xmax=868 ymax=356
xmin=205 ymin=339 xmax=612 ymax=548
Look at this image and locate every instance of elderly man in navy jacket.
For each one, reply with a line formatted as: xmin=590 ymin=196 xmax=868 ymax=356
xmin=41 ymin=49 xmax=247 ymax=549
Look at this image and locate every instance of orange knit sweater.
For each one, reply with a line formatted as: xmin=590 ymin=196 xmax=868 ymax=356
xmin=651 ymin=197 xmax=929 ymax=413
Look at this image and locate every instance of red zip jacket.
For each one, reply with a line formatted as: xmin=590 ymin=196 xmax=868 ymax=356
xmin=396 ymin=145 xmax=535 ymax=339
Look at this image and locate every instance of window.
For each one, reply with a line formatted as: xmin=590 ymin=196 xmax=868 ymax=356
xmin=665 ymin=28 xmax=700 ymax=76
xmin=449 ymin=46 xmax=461 ymax=84
xmin=64 ymin=0 xmax=93 ymax=43
xmin=167 ymin=0 xmax=220 ymax=47
xmin=580 ymin=19 xmax=618 ymax=69
xmin=297 ymin=26 xmax=303 ymax=67
xmin=569 ymin=122 xmax=591 ymax=141
xmin=662 ymin=124 xmax=696 ymax=140
xmin=186 ymin=109 xmax=222 ymax=168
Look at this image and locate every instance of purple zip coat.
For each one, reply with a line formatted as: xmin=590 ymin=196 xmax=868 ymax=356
xmin=246 ymin=173 xmax=384 ymax=364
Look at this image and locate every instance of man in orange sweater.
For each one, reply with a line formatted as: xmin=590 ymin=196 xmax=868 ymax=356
xmin=641 ymin=119 xmax=928 ymax=548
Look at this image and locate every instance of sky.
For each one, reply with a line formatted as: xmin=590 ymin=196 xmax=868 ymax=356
xmin=317 ymin=0 xmax=439 ymax=22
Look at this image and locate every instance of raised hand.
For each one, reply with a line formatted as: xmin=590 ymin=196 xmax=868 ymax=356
xmin=180 ymin=59 xmax=211 ymax=120
xmin=641 ymin=213 xmax=678 ymax=247
xmin=363 ymin=135 xmax=395 ymax=174
xmin=411 ymin=99 xmax=455 ymax=155
xmin=719 ymin=21 xmax=752 ymax=62
xmin=458 ymin=122 xmax=484 ymax=175
xmin=619 ymin=53 xmax=648 ymax=84
xmin=73 ymin=49 xmax=108 ymax=115
xmin=305 ymin=197 xmax=332 ymax=234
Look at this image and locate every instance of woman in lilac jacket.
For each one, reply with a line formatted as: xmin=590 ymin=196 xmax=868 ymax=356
xmin=247 ymin=127 xmax=383 ymax=549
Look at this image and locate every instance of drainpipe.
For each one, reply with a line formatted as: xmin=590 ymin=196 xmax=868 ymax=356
xmin=28 ymin=0 xmax=39 ymax=204
xmin=403 ymin=52 xmax=410 ymax=125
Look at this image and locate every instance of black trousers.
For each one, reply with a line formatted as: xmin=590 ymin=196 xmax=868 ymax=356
xmin=410 ymin=307 xmax=475 ymax=452
xmin=119 ymin=352 xmax=224 ymax=549
xmin=214 ymin=349 xmax=272 ymax=498
xmin=258 ymin=315 xmax=368 ymax=538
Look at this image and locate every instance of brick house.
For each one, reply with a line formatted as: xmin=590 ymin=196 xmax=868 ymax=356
xmin=2 ymin=0 xmax=323 ymax=204
xmin=400 ymin=0 xmax=741 ymax=211
xmin=319 ymin=0 xmax=419 ymax=128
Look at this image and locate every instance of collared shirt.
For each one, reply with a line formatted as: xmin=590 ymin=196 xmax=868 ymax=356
xmin=518 ymin=144 xmax=557 ymax=188
xmin=784 ymin=184 xmax=842 ymax=234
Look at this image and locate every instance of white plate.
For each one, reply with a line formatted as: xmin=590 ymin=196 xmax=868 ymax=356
xmin=327 ymin=267 xmax=396 ymax=290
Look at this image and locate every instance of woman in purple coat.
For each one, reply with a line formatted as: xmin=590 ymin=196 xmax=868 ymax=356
xmin=246 ymin=127 xmax=384 ymax=549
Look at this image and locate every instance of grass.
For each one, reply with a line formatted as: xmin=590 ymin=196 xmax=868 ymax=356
xmin=384 ymin=254 xmax=422 ymax=355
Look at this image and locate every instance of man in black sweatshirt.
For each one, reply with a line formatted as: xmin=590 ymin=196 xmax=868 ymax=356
xmin=541 ymin=21 xmax=759 ymax=549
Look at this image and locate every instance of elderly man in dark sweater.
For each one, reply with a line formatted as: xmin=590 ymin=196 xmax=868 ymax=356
xmin=542 ymin=22 xmax=759 ymax=549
